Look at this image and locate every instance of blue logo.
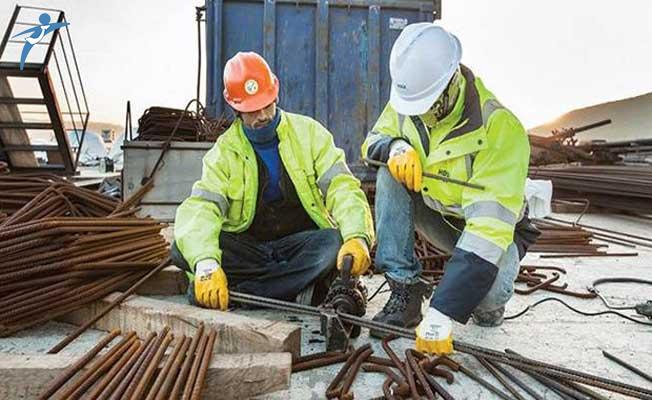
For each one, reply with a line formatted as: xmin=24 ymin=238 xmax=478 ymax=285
xmin=12 ymin=13 xmax=69 ymax=70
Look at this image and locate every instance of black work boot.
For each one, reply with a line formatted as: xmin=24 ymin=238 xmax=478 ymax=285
xmin=472 ymin=306 xmax=506 ymax=327
xmin=369 ymin=276 xmax=433 ymax=338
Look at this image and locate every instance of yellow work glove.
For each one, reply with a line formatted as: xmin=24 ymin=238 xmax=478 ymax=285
xmin=194 ymin=259 xmax=229 ymax=311
xmin=337 ymin=238 xmax=371 ymax=277
xmin=388 ymin=140 xmax=422 ymax=192
xmin=415 ymin=306 xmax=454 ymax=355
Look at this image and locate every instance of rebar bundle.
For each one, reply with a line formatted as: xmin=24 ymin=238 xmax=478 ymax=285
xmin=0 ymin=175 xmax=126 ymax=220
xmin=39 ymin=325 xmax=216 ymax=400
xmin=530 ymin=165 xmax=652 ymax=215
xmin=136 ymin=106 xmax=229 ymax=142
xmin=0 ymin=216 xmax=169 ymax=337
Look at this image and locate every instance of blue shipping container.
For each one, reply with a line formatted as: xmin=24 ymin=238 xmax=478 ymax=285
xmin=205 ymin=0 xmax=441 ymax=169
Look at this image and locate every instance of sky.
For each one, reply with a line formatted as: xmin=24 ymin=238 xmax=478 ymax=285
xmin=1 ymin=0 xmax=652 ymax=129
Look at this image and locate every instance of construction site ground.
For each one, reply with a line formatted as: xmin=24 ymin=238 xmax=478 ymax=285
xmin=1 ymin=213 xmax=650 ymax=399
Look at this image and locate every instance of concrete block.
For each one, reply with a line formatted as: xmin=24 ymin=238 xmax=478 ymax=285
xmin=58 ymin=293 xmax=301 ymax=358
xmin=0 ymin=353 xmax=77 ymax=399
xmin=120 ymin=265 xmax=187 ymax=296
xmin=0 ymin=351 xmax=291 ymax=400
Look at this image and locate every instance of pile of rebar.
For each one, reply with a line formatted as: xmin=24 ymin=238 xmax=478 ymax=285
xmin=0 ymin=216 xmax=169 ymax=337
xmin=39 ymin=325 xmax=216 ymax=400
xmin=0 ymin=174 xmax=69 ymax=216
xmin=136 ymin=106 xmax=229 ymax=142
xmin=530 ymin=165 xmax=652 ymax=215
xmin=291 ymin=333 xmax=652 ymax=399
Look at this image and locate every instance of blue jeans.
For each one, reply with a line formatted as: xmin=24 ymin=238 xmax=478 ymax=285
xmin=171 ymin=229 xmax=342 ymax=305
xmin=374 ymin=167 xmax=520 ymax=314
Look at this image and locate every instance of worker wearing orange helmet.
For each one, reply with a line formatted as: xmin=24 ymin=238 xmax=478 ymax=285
xmin=173 ymin=52 xmax=374 ymax=310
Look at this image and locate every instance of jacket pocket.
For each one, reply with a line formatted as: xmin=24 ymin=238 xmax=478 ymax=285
xmin=227 ymin=181 xmax=245 ymax=223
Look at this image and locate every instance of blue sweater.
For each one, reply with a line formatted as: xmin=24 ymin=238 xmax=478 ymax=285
xmin=243 ymin=111 xmax=283 ymax=203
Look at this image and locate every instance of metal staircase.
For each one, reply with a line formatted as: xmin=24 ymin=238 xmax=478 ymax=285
xmin=0 ymin=5 xmax=89 ymax=175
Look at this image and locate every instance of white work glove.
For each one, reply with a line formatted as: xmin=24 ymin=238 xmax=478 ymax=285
xmin=415 ymin=306 xmax=454 ymax=355
xmin=389 ymin=139 xmax=413 ymax=157
xmin=194 ymin=259 xmax=229 ymax=310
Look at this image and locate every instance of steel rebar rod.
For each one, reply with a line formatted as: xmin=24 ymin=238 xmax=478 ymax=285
xmin=48 ymin=257 xmax=171 ymax=353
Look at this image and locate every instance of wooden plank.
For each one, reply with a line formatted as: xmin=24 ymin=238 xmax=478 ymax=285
xmin=0 ymin=352 xmax=291 ymax=400
xmin=0 ymin=76 xmax=38 ymax=168
xmin=58 ymin=293 xmax=301 ymax=358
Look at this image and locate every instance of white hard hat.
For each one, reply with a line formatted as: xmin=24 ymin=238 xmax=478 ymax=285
xmin=389 ymin=23 xmax=462 ymax=116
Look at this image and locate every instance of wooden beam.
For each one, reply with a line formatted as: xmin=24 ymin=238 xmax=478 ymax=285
xmin=58 ymin=293 xmax=301 ymax=357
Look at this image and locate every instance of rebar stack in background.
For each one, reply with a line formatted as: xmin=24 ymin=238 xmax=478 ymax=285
xmin=530 ymin=165 xmax=652 ymax=215
xmin=135 ymin=106 xmax=230 ymax=142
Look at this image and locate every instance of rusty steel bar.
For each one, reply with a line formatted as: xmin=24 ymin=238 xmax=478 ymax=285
xmin=48 ymin=257 xmax=171 ymax=353
xmin=405 ymin=350 xmax=435 ymax=400
xmin=155 ymin=337 xmax=192 ymax=400
xmin=403 ymin=349 xmax=420 ymax=400
xmin=86 ymin=339 xmax=143 ymax=399
xmin=325 ymin=344 xmax=372 ymax=399
xmin=131 ymin=327 xmax=173 ymax=400
xmin=190 ymin=329 xmax=217 ymax=400
xmin=381 ymin=334 xmax=408 ymax=378
xmin=476 ymin=356 xmax=527 ymax=400
xmin=419 ymin=359 xmax=455 ymax=384
xmin=366 ymin=356 xmax=399 ymax=369
xmin=292 ymin=352 xmax=350 ymax=372
xmin=181 ymin=331 xmax=210 ymax=400
xmin=442 ymin=356 xmax=512 ymax=400
xmin=487 ymin=358 xmax=544 ymax=400
xmin=36 ymin=329 xmax=121 ymax=399
xmin=362 ymin=363 xmax=406 ymax=386
xmin=55 ymin=333 xmax=137 ymax=400
xmin=97 ymin=334 xmax=156 ymax=400
xmin=108 ymin=333 xmax=159 ymax=400
xmin=602 ymin=350 xmax=652 ymax=384
xmin=515 ymin=272 xmax=560 ymax=295
xmin=147 ymin=336 xmax=188 ymax=400
xmin=339 ymin=347 xmax=374 ymax=400
xmin=170 ymin=324 xmax=205 ymax=399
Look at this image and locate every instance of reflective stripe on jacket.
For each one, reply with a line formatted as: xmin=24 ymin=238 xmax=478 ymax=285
xmin=176 ymin=109 xmax=375 ymax=269
xmin=363 ymin=65 xmax=529 ymax=267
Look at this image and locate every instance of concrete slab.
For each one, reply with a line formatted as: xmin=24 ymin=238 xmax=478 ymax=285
xmin=0 ymin=351 xmax=291 ymax=400
xmin=245 ymin=213 xmax=652 ymax=399
xmin=58 ymin=292 xmax=301 ymax=357
xmin=0 ymin=214 xmax=649 ymax=399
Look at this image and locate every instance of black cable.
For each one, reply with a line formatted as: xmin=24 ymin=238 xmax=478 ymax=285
xmin=367 ymin=280 xmax=388 ymax=302
xmin=505 ymin=297 xmax=652 ymax=326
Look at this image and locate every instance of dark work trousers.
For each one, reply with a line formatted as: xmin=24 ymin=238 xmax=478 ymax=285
xmin=171 ymin=228 xmax=342 ymax=306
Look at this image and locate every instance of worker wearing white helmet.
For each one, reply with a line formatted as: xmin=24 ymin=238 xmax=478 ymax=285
xmin=362 ymin=23 xmax=535 ymax=355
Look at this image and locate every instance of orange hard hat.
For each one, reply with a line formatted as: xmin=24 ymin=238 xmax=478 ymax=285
xmin=223 ymin=52 xmax=279 ymax=113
